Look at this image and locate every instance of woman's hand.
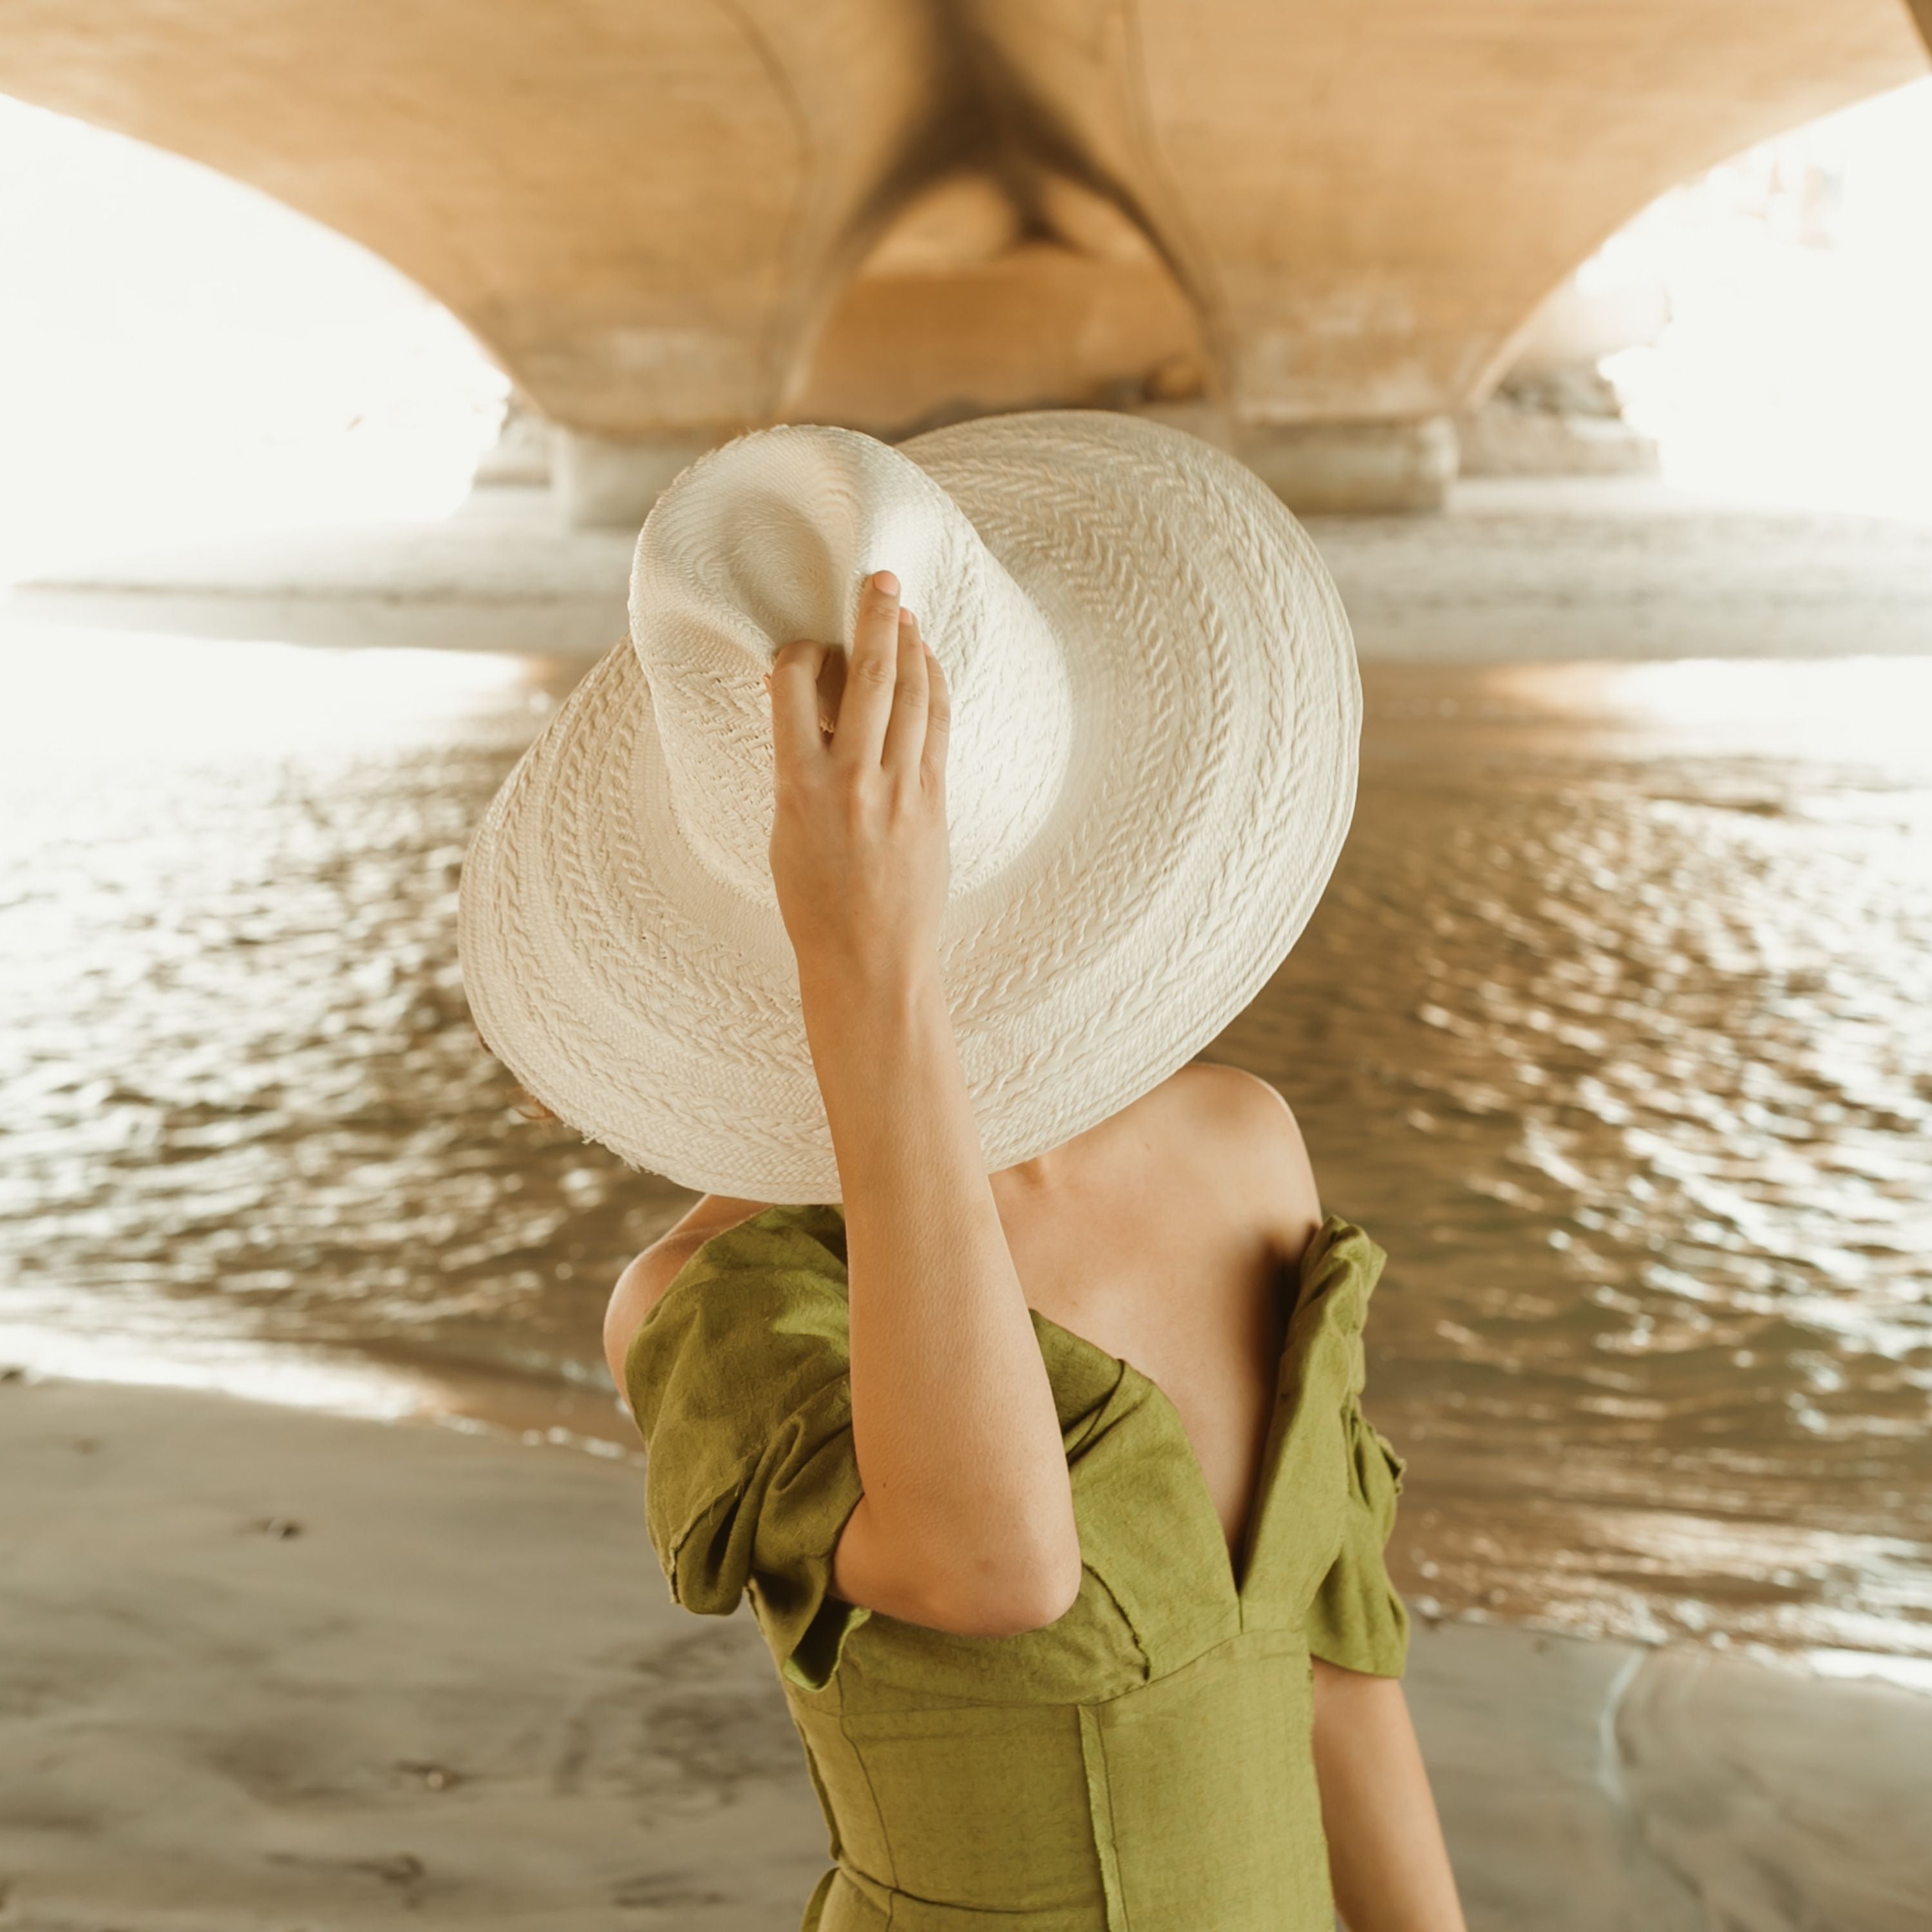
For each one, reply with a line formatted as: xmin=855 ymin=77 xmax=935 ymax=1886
xmin=763 ymin=573 xmax=1079 ymax=1638
xmin=765 ymin=569 xmax=952 ymax=993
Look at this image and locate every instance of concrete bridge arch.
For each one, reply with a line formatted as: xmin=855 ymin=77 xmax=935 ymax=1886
xmin=0 ymin=0 xmax=1924 ymax=518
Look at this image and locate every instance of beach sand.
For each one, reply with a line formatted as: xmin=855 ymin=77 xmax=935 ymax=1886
xmin=3 ymin=1376 xmax=1927 ymax=1931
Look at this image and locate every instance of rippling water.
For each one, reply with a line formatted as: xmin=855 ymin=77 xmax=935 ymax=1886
xmin=3 ymin=623 xmax=1928 ymax=1663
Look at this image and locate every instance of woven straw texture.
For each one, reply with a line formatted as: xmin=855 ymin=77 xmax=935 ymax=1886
xmin=458 ymin=411 xmax=1360 ymax=1202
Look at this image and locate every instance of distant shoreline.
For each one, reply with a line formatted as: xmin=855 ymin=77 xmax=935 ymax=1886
xmin=8 ymin=475 xmax=1932 ymax=663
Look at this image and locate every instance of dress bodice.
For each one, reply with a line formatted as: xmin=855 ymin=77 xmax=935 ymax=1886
xmin=625 ymin=1205 xmax=1409 ymax=1931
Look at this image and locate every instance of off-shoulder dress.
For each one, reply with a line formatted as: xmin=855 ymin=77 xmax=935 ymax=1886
xmin=623 ymin=1203 xmax=1410 ymax=1932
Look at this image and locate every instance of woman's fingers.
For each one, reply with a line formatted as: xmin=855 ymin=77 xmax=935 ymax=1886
xmin=831 ymin=570 xmax=902 ymax=767
xmin=880 ymin=607 xmax=930 ymax=777
xmin=766 ymin=639 xmax=832 ymax=777
xmin=771 ymin=573 xmax=938 ymax=783
xmin=764 ymin=574 xmax=951 ymax=980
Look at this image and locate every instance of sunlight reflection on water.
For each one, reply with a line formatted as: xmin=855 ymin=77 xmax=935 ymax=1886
xmin=2 ymin=624 xmax=1928 ymax=1660
xmin=1211 ymin=654 xmax=1932 ymax=1658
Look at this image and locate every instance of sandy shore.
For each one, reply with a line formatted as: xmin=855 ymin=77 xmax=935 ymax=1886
xmin=3 ymin=1377 xmax=1927 ymax=1931
xmin=7 ymin=475 xmax=1931 ymax=662
xmin=0 ymin=1376 xmax=1924 ymax=1932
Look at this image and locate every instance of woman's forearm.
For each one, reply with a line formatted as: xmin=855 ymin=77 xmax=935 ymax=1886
xmin=1311 ymin=1660 xmax=1466 ymax=1932
xmin=766 ymin=571 xmax=1077 ymax=1635
xmin=804 ymin=959 xmax=1079 ymax=1633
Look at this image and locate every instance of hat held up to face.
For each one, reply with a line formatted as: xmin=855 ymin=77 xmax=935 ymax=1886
xmin=632 ymin=423 xmax=1074 ymax=908
xmin=459 ymin=410 xmax=1361 ymax=1204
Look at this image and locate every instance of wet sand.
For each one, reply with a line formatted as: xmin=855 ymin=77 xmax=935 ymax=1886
xmin=5 ymin=1375 xmax=1927 ymax=1932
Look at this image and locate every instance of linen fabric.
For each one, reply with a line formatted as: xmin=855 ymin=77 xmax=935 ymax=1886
xmin=459 ymin=412 xmax=1361 ymax=1204
xmin=624 ymin=1206 xmax=1410 ymax=1931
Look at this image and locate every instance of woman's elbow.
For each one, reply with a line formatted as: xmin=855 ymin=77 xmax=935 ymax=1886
xmin=967 ymin=1521 xmax=1084 ymax=1634
xmin=936 ymin=1569 xmax=1081 ymax=1638
xmin=958 ymin=1561 xmax=1082 ymax=1638
xmin=911 ymin=1538 xmax=1084 ymax=1637
xmin=835 ymin=1497 xmax=1083 ymax=1638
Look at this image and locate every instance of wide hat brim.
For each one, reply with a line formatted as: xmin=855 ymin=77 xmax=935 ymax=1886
xmin=458 ymin=410 xmax=1359 ymax=1202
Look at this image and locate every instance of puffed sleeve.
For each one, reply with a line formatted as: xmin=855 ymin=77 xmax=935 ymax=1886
xmin=1300 ymin=1221 xmax=1412 ymax=1678
xmin=622 ymin=1206 xmax=870 ymax=1692
xmin=1305 ymin=1403 xmax=1410 ymax=1676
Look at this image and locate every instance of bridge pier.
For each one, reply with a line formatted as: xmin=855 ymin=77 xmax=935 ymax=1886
xmin=551 ymin=430 xmax=727 ymax=530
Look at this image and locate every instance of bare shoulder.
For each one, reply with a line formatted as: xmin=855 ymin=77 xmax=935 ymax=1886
xmin=603 ymin=1192 xmax=771 ymax=1394
xmin=1149 ymin=1061 xmax=1323 ymax=1260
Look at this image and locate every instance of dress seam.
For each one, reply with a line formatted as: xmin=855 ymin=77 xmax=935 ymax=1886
xmin=805 ymin=1624 xmax=1301 ymax=1722
xmin=842 ymin=1702 xmax=898 ymax=1902
xmin=1077 ymin=1703 xmax=1131 ymax=1931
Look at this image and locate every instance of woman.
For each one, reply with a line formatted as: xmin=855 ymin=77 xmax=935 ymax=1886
xmin=462 ymin=413 xmax=1465 ymax=1930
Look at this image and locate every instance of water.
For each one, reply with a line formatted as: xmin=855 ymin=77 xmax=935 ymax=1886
xmin=3 ymin=625 xmax=1928 ymax=1664
xmin=1216 ymin=660 xmax=1932 ymax=1661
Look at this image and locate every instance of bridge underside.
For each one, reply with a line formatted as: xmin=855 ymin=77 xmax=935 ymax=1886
xmin=2 ymin=1 xmax=1925 ymax=515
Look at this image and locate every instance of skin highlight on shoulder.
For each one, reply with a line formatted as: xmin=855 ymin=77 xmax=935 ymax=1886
xmin=1150 ymin=1060 xmax=1326 ymax=1269
xmin=602 ymin=1192 xmax=770 ymax=1393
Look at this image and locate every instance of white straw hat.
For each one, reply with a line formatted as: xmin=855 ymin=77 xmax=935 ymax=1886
xmin=459 ymin=410 xmax=1359 ymax=1203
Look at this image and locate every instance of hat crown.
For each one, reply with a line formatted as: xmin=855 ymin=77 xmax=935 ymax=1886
xmin=630 ymin=425 xmax=1074 ymax=909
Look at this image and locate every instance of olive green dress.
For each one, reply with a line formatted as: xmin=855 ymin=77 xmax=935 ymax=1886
xmin=623 ymin=1204 xmax=1410 ymax=1932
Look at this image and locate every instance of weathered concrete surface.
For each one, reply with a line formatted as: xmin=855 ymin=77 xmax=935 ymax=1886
xmin=787 ymin=172 xmax=1207 ymax=440
xmin=1454 ymin=272 xmax=1667 ymax=479
xmin=11 ymin=475 xmax=1930 ymax=662
xmin=1240 ymin=416 xmax=1461 ymax=514
xmin=472 ymin=397 xmax=553 ymax=490
xmin=553 ymin=430 xmax=721 ymax=532
xmin=1455 ymin=368 xmax=1661 ymax=479
xmin=0 ymin=1 xmax=954 ymax=440
xmin=969 ymin=1 xmax=1924 ymax=429
xmin=0 ymin=1 xmax=1921 ymax=468
xmin=3 ymin=1376 xmax=1927 ymax=1932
